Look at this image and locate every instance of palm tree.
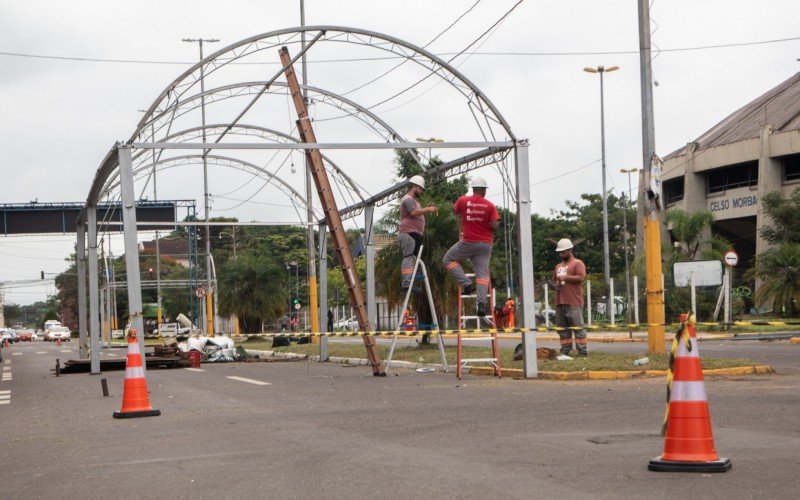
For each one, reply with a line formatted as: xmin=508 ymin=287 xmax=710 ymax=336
xmin=665 ymin=208 xmax=715 ymax=261
xmin=217 ymin=253 xmax=290 ymax=332
xmin=749 ymin=243 xmax=800 ymax=317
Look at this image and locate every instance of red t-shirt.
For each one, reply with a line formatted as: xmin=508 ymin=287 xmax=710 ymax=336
xmin=453 ymin=195 xmax=499 ymax=243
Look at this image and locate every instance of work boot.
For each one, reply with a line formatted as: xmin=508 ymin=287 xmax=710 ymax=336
xmin=477 ymin=302 xmax=487 ymax=317
xmin=462 ymin=283 xmax=476 ymax=295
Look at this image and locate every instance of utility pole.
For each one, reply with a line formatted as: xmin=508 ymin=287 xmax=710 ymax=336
xmin=584 ymin=64 xmax=619 ymax=321
xmin=300 ymin=0 xmax=320 ymax=336
xmin=182 ymin=37 xmax=219 ymax=337
xmin=638 ymin=0 xmax=665 ymax=353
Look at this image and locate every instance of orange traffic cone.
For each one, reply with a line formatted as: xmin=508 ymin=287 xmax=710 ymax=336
xmin=649 ymin=313 xmax=731 ymax=472
xmin=113 ymin=328 xmax=160 ymax=419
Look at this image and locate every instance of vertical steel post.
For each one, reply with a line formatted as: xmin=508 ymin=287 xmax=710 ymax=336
xmin=514 ymin=140 xmax=537 ymax=378
xmin=76 ymin=222 xmax=89 ymax=359
xmin=87 ymin=206 xmax=101 ymax=374
xmin=544 ymin=283 xmax=550 ymax=328
xmin=118 ymin=145 xmax=147 ymax=364
xmin=364 ymin=205 xmax=377 ymax=327
xmin=318 ymin=223 xmax=329 ymax=361
xmin=633 ymin=275 xmax=640 ymax=325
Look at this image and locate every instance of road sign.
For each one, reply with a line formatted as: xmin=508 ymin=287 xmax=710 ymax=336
xmin=195 ymin=287 xmax=206 ymax=298
xmin=294 ymin=303 xmax=301 ymax=310
xmin=673 ymin=260 xmax=723 ymax=287
xmin=723 ymin=250 xmax=739 ymax=268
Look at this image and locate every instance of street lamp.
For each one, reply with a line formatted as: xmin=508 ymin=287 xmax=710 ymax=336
xmin=219 ymin=229 xmax=237 ymax=258
xmin=183 ymin=36 xmax=220 ymax=336
xmin=416 ymin=137 xmax=444 ymax=166
xmin=620 ymin=167 xmax=639 ymax=325
xmin=584 ymin=64 xmax=619 ymax=321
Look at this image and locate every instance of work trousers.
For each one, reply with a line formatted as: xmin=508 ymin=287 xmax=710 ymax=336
xmin=398 ymin=232 xmax=422 ymax=287
xmin=556 ymin=304 xmax=587 ymax=355
xmin=443 ymin=241 xmax=492 ymax=305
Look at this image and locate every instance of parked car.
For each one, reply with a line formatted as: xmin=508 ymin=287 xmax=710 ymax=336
xmin=1 ymin=328 xmax=18 ymax=344
xmin=154 ymin=323 xmax=191 ymax=336
xmin=44 ymin=326 xmax=71 ymax=341
xmin=17 ymin=330 xmax=36 ymax=342
xmin=333 ymin=316 xmax=359 ymax=331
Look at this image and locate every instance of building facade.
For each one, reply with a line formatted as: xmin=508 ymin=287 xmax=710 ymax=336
xmin=661 ymin=72 xmax=800 ymax=278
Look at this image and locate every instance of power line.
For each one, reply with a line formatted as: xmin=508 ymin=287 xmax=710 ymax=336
xmin=340 ymin=0 xmax=483 ymax=96
xmin=3 ymin=34 xmax=797 ymax=66
xmin=368 ymin=0 xmax=525 ymax=110
xmin=531 ymin=158 xmax=602 ymax=187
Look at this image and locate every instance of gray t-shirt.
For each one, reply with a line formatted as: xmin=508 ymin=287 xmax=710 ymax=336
xmin=399 ymin=194 xmax=425 ymax=234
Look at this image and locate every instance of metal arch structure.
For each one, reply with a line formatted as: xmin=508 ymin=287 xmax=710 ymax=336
xmin=125 ymin=124 xmax=367 ymax=203
xmin=78 ymin=26 xmax=538 ymax=378
xmin=131 ymin=26 xmax=515 ymax=145
xmin=102 ymin=154 xmax=318 ymax=219
xmin=135 ymin=81 xmax=425 ymax=168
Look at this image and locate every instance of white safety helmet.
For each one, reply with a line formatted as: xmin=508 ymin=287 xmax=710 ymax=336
xmin=555 ymin=238 xmax=574 ymax=252
xmin=409 ymin=175 xmax=425 ymax=189
xmin=471 ymin=176 xmax=488 ymax=189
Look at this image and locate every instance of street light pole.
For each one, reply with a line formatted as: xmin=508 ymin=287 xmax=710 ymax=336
xmin=182 ymin=36 xmax=219 ymax=336
xmin=584 ymin=64 xmax=619 ymax=322
xmin=620 ymin=168 xmax=638 ymax=325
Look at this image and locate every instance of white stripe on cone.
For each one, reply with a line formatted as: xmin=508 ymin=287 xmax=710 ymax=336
xmin=676 ymin=338 xmax=700 ymax=358
xmin=125 ymin=366 xmax=145 ymax=379
xmin=670 ymin=380 xmax=707 ymax=402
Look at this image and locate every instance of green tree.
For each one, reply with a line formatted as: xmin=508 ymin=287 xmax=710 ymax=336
xmin=748 ymin=243 xmax=800 ymax=317
xmin=760 ymin=188 xmax=800 ymax=244
xmin=665 ymin=208 xmax=716 ymax=261
xmin=217 ymin=252 xmax=290 ymax=332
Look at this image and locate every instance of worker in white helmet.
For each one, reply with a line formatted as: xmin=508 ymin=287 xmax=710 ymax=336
xmin=398 ymin=175 xmax=438 ymax=293
xmin=443 ymin=176 xmax=499 ymax=317
xmin=552 ymin=238 xmax=588 ymax=356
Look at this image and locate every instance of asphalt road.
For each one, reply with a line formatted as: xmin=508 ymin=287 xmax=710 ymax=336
xmin=0 ymin=339 xmax=798 ymax=499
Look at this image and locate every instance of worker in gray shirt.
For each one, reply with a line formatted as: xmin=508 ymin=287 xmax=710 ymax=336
xmin=399 ymin=175 xmax=438 ymax=293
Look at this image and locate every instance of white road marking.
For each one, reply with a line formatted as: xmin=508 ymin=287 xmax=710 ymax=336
xmin=37 ymin=351 xmax=47 ymax=354
xmin=106 ymin=353 xmax=118 ymax=357
xmin=3 ymin=359 xmax=9 ymax=364
xmin=0 ymin=394 xmax=10 ymax=399
xmin=226 ymin=376 xmax=271 ymax=386
xmin=3 ymin=367 xmax=10 ymax=371
xmin=184 ymin=368 xmax=205 ymax=372
xmin=0 ymin=401 xmax=9 ymax=405
xmin=59 ymin=350 xmax=72 ymax=353
xmin=12 ymin=352 xmax=22 ymax=356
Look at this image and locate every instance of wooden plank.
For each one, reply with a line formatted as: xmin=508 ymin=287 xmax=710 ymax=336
xmin=279 ymin=46 xmax=385 ymax=376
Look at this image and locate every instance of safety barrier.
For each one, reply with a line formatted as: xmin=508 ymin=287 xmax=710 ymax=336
xmin=222 ymin=319 xmax=800 ymax=338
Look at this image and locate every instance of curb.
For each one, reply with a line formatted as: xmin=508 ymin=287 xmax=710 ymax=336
xmin=468 ymin=364 xmax=774 ymax=379
xmin=246 ymin=349 xmax=773 ymax=380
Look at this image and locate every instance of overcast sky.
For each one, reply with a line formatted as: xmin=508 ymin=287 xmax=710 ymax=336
xmin=2 ymin=0 xmax=799 ymax=306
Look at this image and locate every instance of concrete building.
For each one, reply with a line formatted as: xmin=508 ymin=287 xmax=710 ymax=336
xmin=661 ymin=72 xmax=800 ymax=278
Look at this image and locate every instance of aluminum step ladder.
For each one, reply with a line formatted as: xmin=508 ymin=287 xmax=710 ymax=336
xmin=455 ymin=273 xmax=500 ymax=379
xmin=385 ymin=245 xmax=448 ymax=373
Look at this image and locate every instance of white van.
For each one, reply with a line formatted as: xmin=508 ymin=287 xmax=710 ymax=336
xmin=43 ymin=320 xmax=62 ymax=332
